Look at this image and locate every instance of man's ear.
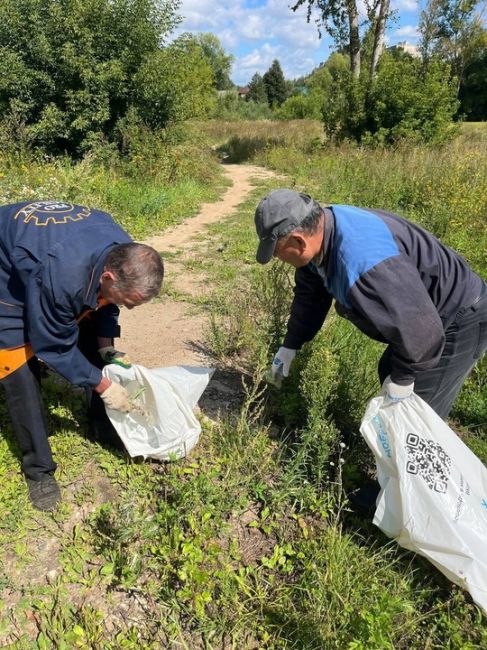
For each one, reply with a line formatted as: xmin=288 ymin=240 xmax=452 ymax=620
xmin=100 ymin=269 xmax=117 ymax=289
xmin=100 ymin=270 xmax=116 ymax=286
xmin=289 ymin=233 xmax=308 ymax=253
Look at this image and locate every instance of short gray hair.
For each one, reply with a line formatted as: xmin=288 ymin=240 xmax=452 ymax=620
xmin=294 ymin=203 xmax=324 ymax=236
xmin=105 ymin=243 xmax=164 ymax=299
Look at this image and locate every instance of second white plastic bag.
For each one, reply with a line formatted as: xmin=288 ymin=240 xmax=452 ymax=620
xmin=360 ymin=393 xmax=487 ymax=612
xmin=102 ymin=364 xmax=213 ymax=461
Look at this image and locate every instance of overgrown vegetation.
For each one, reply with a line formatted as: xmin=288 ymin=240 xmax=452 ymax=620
xmin=0 ymin=121 xmax=225 ymax=239
xmin=0 ymin=0 xmax=486 ymax=637
xmin=0 ymin=117 xmax=486 ymax=647
xmin=0 ymin=0 xmax=222 ymax=156
xmin=206 ymin=119 xmax=487 ymax=426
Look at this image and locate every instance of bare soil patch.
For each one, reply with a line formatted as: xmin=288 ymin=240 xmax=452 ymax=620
xmin=120 ymin=163 xmax=274 ymax=371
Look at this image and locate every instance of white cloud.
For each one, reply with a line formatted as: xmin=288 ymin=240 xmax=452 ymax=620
xmin=394 ymin=24 xmax=420 ymax=39
xmin=177 ymin=0 xmax=421 ymax=84
xmin=232 ymin=42 xmax=325 ymax=85
xmin=240 ymin=15 xmax=267 ymax=40
xmin=177 ymin=0 xmax=330 ymax=83
xmin=218 ymin=28 xmax=241 ymax=50
xmin=392 ymin=0 xmax=419 ymax=12
xmin=235 ymin=42 xmax=280 ymax=76
xmin=178 ymin=0 xmax=246 ymax=32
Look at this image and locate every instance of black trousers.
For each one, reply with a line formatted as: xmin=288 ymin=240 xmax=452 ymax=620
xmin=0 ymin=318 xmax=119 ymax=481
xmin=378 ymin=290 xmax=487 ymax=419
xmin=1 ymin=357 xmax=56 ymax=480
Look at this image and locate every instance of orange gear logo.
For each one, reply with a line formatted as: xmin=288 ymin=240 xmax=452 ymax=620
xmin=14 ymin=201 xmax=91 ymax=226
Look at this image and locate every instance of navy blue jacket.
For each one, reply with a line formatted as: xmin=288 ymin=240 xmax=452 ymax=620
xmin=0 ymin=201 xmax=132 ymax=387
xmin=283 ymin=205 xmax=485 ymax=384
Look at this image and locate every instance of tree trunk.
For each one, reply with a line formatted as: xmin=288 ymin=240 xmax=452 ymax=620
xmin=370 ymin=0 xmax=390 ymax=78
xmin=347 ymin=0 xmax=361 ymax=78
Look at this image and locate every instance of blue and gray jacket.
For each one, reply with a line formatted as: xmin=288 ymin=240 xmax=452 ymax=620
xmin=0 ymin=201 xmax=132 ymax=387
xmin=283 ymin=205 xmax=485 ymax=384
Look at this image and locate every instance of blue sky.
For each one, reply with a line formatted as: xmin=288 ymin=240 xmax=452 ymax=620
xmin=177 ymin=0 xmax=421 ymax=85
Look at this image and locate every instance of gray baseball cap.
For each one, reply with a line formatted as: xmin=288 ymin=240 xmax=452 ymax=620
xmin=254 ymin=189 xmax=321 ymax=264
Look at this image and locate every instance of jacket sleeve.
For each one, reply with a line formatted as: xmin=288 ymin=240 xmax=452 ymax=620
xmin=94 ymin=303 xmax=121 ymax=339
xmin=348 ymin=255 xmax=445 ymax=384
xmin=23 ymin=264 xmax=103 ymax=388
xmin=283 ymin=265 xmax=333 ymax=349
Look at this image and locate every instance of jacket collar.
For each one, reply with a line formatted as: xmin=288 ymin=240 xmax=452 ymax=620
xmin=84 ymin=245 xmax=116 ymax=308
xmin=310 ymin=207 xmax=334 ymax=280
xmin=322 ymin=207 xmax=335 ymax=277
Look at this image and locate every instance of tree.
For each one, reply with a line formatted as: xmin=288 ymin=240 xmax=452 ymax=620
xmin=369 ymin=0 xmax=391 ymax=78
xmin=292 ymin=0 xmax=392 ymax=78
xmin=307 ymin=65 xmax=334 ymax=94
xmin=246 ymin=73 xmax=267 ymax=103
xmin=368 ymin=54 xmax=458 ymax=143
xmin=263 ymin=60 xmax=287 ymax=107
xmin=134 ymin=35 xmax=216 ymax=128
xmin=323 ymin=52 xmax=349 ymax=80
xmin=322 ymin=51 xmax=459 ymax=143
xmin=276 ymin=92 xmax=324 ymax=120
xmin=458 ymin=28 xmax=487 ymax=119
xmin=419 ymin=0 xmax=484 ymax=93
xmin=193 ymin=33 xmax=234 ymax=90
xmin=0 ymin=0 xmax=180 ymax=154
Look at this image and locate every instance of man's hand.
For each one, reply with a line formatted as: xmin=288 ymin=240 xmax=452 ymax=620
xmin=382 ymin=375 xmax=414 ymax=403
xmin=266 ymin=347 xmax=297 ymax=387
xmin=98 ymin=345 xmax=132 ymax=369
xmin=100 ymin=381 xmax=132 ymax=412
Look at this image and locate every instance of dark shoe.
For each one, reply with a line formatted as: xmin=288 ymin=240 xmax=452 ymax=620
xmin=348 ymin=480 xmax=381 ymax=514
xmin=26 ymin=475 xmax=61 ymax=511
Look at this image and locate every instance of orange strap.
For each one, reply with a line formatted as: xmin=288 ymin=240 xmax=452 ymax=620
xmin=76 ymin=297 xmax=110 ymax=323
xmin=0 ymin=344 xmax=34 ymax=380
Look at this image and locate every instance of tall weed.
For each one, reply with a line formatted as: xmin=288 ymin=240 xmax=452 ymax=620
xmin=0 ymin=127 xmax=223 ymax=239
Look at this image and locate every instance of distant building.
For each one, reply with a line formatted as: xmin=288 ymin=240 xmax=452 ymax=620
xmin=217 ymin=89 xmax=237 ymax=98
xmin=237 ymin=86 xmax=249 ymax=99
xmin=392 ymin=41 xmax=420 ymax=58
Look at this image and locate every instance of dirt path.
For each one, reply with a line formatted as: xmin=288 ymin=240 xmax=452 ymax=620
xmin=1 ymin=164 xmax=277 ymax=646
xmin=120 ymin=164 xmax=274 ymax=370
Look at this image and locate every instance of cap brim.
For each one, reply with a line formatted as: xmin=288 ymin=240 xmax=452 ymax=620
xmin=256 ymin=237 xmax=276 ymax=264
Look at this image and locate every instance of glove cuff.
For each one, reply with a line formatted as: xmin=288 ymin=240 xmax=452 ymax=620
xmin=276 ymin=346 xmax=297 ymax=361
xmin=383 ymin=375 xmax=414 ymax=400
xmin=98 ymin=346 xmax=116 ymax=361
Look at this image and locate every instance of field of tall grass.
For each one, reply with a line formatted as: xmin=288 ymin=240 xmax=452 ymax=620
xmin=0 ymin=127 xmax=226 ymax=240
xmin=201 ymin=119 xmax=486 ymax=428
xmin=0 ymin=120 xmax=486 ymax=648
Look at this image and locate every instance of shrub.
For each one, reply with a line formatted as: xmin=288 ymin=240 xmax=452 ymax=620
xmin=322 ymin=53 xmax=459 ymax=144
xmin=365 ymin=55 xmax=459 ymax=144
xmin=0 ymin=0 xmax=179 ymax=155
xmin=213 ymin=93 xmax=274 ymax=121
xmin=276 ymin=93 xmax=324 ymax=120
xmin=134 ymin=35 xmax=216 ymax=129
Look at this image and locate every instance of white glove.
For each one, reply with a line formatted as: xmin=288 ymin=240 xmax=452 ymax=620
xmin=100 ymin=382 xmax=132 ymax=413
xmin=98 ymin=346 xmax=132 ymax=368
xmin=270 ymin=347 xmax=296 ymax=382
xmin=382 ymin=375 xmax=414 ymax=402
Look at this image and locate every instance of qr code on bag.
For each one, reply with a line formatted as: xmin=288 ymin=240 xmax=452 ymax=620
xmin=405 ymin=433 xmax=451 ymax=493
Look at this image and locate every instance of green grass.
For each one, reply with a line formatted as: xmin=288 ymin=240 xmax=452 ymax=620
xmin=1 ymin=120 xmax=486 ymax=647
xmin=0 ymin=136 xmax=227 ymax=240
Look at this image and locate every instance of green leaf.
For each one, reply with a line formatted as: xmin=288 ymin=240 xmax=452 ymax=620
xmin=100 ymin=563 xmax=115 ymax=576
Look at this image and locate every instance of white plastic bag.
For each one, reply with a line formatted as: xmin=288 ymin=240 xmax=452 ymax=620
xmin=360 ymin=393 xmax=487 ymax=612
xmin=102 ymin=364 xmax=213 ymax=461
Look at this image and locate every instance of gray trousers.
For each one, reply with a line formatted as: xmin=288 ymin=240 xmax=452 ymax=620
xmin=378 ymin=289 xmax=487 ymax=419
